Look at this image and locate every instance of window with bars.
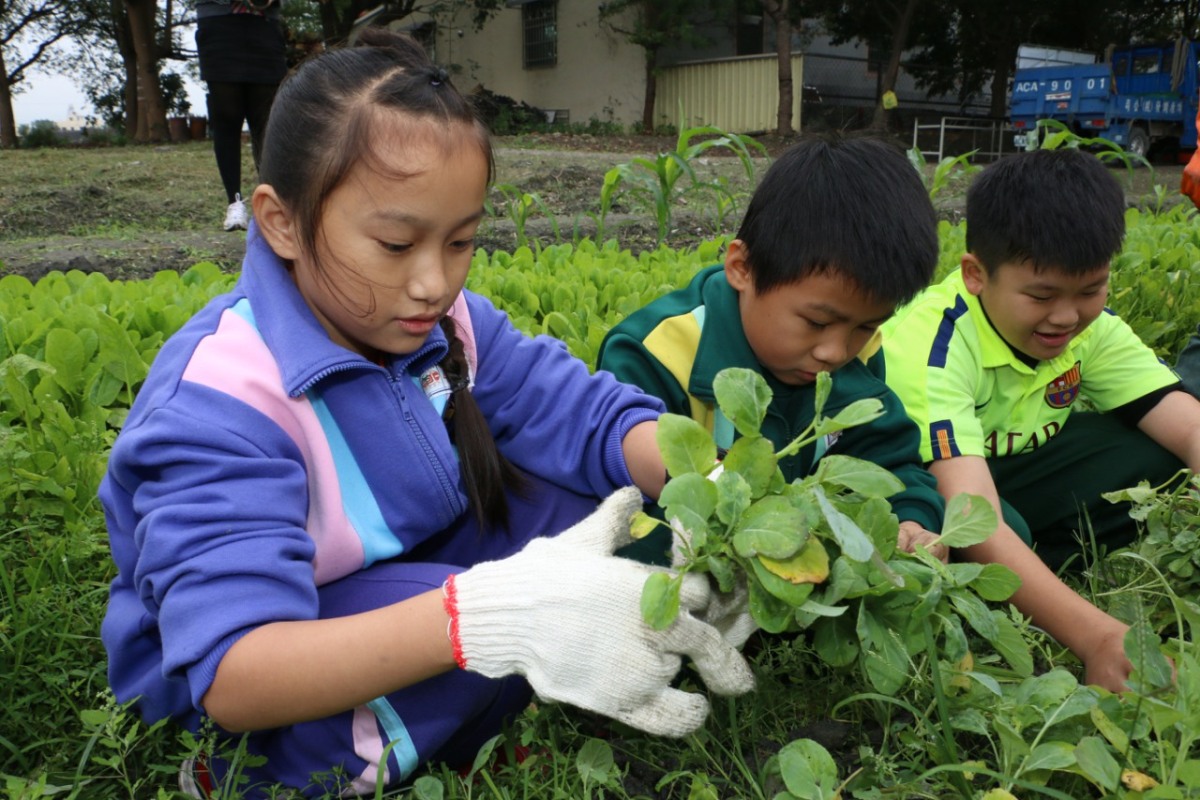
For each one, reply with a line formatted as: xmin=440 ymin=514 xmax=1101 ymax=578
xmin=522 ymin=1 xmax=557 ymax=69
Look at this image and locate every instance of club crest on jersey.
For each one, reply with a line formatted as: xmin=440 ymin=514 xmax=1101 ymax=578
xmin=1044 ymin=361 xmax=1081 ymax=409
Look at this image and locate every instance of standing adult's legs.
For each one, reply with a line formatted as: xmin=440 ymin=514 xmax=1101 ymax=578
xmin=206 ymin=81 xmax=248 ymax=204
xmin=244 ymin=81 xmax=279 ymax=172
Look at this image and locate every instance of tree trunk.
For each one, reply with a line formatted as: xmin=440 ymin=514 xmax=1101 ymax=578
xmin=641 ymin=52 xmax=658 ymax=133
xmin=125 ymin=0 xmax=167 ymax=142
xmin=871 ymin=0 xmax=920 ymax=131
xmin=989 ymin=52 xmax=1012 ymax=119
xmin=762 ymin=0 xmax=793 ymax=136
xmin=0 ymin=42 xmax=18 ymax=148
xmin=109 ymin=0 xmax=139 ymax=138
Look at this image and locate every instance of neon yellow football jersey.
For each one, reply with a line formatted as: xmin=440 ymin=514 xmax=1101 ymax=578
xmin=881 ymin=270 xmax=1179 ymax=462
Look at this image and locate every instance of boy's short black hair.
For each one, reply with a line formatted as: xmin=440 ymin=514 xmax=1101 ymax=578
xmin=965 ymin=148 xmax=1125 ymax=275
xmin=734 ymin=132 xmax=937 ymax=305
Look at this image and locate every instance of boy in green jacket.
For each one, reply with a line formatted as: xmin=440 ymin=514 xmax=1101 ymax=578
xmin=597 ymin=134 xmax=946 ymax=563
xmin=879 ymin=148 xmax=1200 ymax=693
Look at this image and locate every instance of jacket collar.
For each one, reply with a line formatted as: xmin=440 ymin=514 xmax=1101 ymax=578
xmin=686 ymin=267 xmax=762 ymax=401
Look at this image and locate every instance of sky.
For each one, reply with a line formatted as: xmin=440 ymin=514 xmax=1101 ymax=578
xmin=12 ymin=71 xmax=207 ymax=127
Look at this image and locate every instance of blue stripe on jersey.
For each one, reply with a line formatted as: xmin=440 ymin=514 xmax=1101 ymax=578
xmin=366 ymin=697 xmax=420 ymax=780
xmin=929 ymin=420 xmax=961 ymax=460
xmin=308 ymin=390 xmax=404 ymax=565
xmin=929 ymin=295 xmax=969 ymax=368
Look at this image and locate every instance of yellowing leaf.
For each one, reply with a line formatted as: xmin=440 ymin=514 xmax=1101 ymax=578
xmin=1120 ymin=770 xmax=1159 ymax=791
xmin=949 ymin=651 xmax=974 ymax=691
xmin=979 ymin=790 xmax=1018 ymax=800
xmin=630 ymin=511 xmax=659 ymax=540
xmin=759 ymin=537 xmax=830 ymax=584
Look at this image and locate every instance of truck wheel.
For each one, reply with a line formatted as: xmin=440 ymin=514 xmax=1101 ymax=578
xmin=1127 ymin=127 xmax=1150 ymax=162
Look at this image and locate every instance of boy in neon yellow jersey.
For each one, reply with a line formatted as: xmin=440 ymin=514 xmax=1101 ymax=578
xmin=882 ymin=148 xmax=1200 ymax=693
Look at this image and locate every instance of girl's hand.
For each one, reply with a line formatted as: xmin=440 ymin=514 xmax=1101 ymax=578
xmin=444 ymin=488 xmax=755 ymax=737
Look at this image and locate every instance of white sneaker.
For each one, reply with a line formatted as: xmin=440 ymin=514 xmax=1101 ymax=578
xmin=223 ymin=193 xmax=248 ymax=231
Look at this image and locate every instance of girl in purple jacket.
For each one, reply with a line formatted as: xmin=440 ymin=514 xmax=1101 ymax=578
xmin=100 ymin=29 xmax=751 ymax=798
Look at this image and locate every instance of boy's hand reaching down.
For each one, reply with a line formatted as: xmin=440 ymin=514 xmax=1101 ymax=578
xmin=1078 ymin=620 xmax=1135 ymax=694
xmin=898 ymin=520 xmax=950 ymax=563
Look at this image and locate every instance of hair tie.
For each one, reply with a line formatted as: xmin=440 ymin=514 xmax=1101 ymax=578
xmin=430 ymin=67 xmax=449 ymax=87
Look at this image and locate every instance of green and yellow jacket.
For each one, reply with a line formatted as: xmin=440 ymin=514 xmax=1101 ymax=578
xmin=597 ymin=264 xmax=944 ymax=533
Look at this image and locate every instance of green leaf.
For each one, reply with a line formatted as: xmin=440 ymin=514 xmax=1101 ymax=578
xmin=714 ymin=468 xmax=753 ymax=527
xmin=1089 ymin=706 xmax=1130 ymax=752
xmin=813 ymin=454 xmax=904 ymax=497
xmin=1074 ymin=736 xmax=1121 ymax=790
xmin=1025 ymin=741 xmax=1077 ymax=771
xmin=44 ymin=327 xmax=84 ymax=393
xmin=641 ymin=572 xmax=681 ymax=630
xmin=412 ymin=775 xmax=445 ymax=800
xmin=814 ymin=397 xmax=885 ymax=437
xmin=811 ymin=611 xmax=857 ymax=665
xmin=731 ymin=495 xmax=808 ymax=559
xmin=935 ymin=493 xmax=998 ymax=548
xmin=722 ymin=435 xmax=778 ymax=498
xmin=1124 ymin=620 xmax=1174 ymax=693
xmin=747 ymin=572 xmax=794 ymax=633
xmin=777 ymin=739 xmax=839 ymax=799
xmin=968 ymin=564 xmax=1022 ymax=601
xmin=949 ymin=591 xmax=999 ymax=642
xmin=813 ymin=371 xmax=832 ymax=417
xmin=858 ymin=604 xmax=911 ymax=696
xmin=712 ymin=367 xmax=771 ymax=438
xmin=657 ymin=413 xmax=717 ymax=477
xmin=991 ymin=611 xmax=1034 ymax=677
xmin=575 ymin=738 xmax=615 ymax=786
xmin=659 ymin=473 xmax=719 ymax=541
xmin=814 ymin=487 xmax=875 ymax=562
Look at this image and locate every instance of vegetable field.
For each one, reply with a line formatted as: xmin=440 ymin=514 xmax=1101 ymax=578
xmin=3 ymin=148 xmax=1200 ymax=799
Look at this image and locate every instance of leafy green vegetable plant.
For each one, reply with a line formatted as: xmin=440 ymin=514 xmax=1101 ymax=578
xmin=638 ymin=367 xmax=1029 ymax=701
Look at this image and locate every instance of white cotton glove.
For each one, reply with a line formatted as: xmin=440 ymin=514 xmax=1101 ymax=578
xmin=667 ymin=461 xmax=758 ymax=649
xmin=443 ymin=487 xmax=755 ymax=738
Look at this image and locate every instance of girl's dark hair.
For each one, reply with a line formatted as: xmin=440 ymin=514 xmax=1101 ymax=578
xmin=437 ymin=316 xmax=526 ymax=528
xmin=965 ymin=148 xmax=1126 ymax=275
xmin=260 ymin=30 xmax=520 ymax=529
xmin=734 ymin=132 xmax=937 ymax=306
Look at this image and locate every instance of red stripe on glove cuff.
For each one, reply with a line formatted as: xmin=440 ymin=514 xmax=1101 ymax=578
xmin=442 ymin=575 xmax=468 ymax=670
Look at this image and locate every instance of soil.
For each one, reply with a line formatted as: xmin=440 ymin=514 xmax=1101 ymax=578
xmin=0 ymin=133 xmax=1186 ymax=283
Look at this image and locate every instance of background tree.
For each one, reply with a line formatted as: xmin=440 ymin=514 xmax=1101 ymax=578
xmin=0 ymin=0 xmax=75 ymax=147
xmin=759 ymin=0 xmax=795 ymax=136
xmin=808 ymin=0 xmax=933 ymax=130
xmin=599 ymin=0 xmax=730 ymax=132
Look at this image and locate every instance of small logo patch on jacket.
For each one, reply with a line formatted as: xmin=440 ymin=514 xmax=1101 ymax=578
xmin=1044 ymin=361 xmax=1082 ymax=409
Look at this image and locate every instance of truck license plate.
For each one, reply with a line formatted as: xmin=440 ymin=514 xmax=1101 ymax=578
xmin=1013 ymin=134 xmax=1028 ymax=148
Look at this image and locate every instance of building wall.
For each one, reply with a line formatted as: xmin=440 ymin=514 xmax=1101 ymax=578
xmin=432 ymin=2 xmax=648 ymax=127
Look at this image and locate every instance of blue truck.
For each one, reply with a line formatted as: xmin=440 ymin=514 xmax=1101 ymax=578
xmin=1010 ymin=40 xmax=1200 ymax=159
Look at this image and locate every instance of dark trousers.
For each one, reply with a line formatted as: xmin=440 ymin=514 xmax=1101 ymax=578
xmin=989 ymin=412 xmax=1184 ymax=571
xmin=206 ymin=81 xmax=278 ymax=203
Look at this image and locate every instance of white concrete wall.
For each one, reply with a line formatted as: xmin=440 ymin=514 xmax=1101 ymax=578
xmin=431 ymin=2 xmax=648 ymax=127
